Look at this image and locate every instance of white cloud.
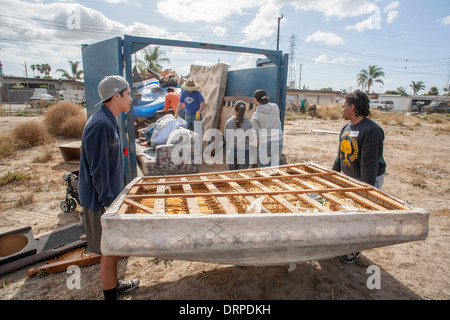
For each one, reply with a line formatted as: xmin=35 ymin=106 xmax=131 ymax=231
xmin=346 ymin=2 xmax=382 ymax=32
xmin=0 ymin=0 xmax=193 ymax=77
xmin=305 ymin=31 xmax=344 ymax=45
xmin=156 ymin=0 xmax=259 ymax=23
xmin=386 ymin=11 xmax=399 ymax=24
xmin=240 ymin=1 xmax=280 ymax=43
xmin=212 ymin=26 xmax=227 ymax=37
xmin=383 ymin=1 xmax=400 ymax=13
xmin=440 ymin=15 xmax=450 ymax=25
xmin=153 ymin=0 xmax=386 ymax=44
xmin=313 ymin=53 xmax=356 ymax=64
xmin=288 ymin=0 xmax=376 ymax=19
xmin=104 ymin=0 xmax=127 ymax=3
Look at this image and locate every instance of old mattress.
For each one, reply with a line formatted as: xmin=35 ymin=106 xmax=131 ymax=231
xmin=101 ymin=162 xmax=429 ymax=266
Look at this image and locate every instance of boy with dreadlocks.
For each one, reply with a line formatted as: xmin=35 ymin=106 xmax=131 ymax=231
xmin=332 ymin=90 xmax=386 ymax=263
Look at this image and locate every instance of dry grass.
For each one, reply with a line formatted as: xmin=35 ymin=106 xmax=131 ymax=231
xmin=285 ymin=103 xmax=342 ymax=121
xmin=12 ymin=120 xmax=51 ymax=147
xmin=59 ymin=115 xmax=88 ymax=138
xmin=16 ymin=192 xmax=35 ymax=207
xmin=316 ymin=104 xmax=341 ymax=120
xmin=44 ymin=102 xmax=87 ymax=138
xmin=0 ymin=132 xmax=15 ymax=158
xmin=0 ymin=171 xmax=31 ymax=186
xmin=33 ymin=146 xmax=53 ymax=163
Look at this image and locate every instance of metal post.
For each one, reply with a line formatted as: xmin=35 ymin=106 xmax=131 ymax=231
xmin=277 ymin=14 xmax=283 ymax=51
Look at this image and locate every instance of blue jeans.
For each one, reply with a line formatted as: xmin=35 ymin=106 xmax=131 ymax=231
xmin=185 ymin=112 xmax=202 ymax=131
xmin=179 ymin=108 xmax=186 ymax=120
xmin=228 ymin=148 xmax=250 ymax=170
xmin=257 ymin=140 xmax=283 ymax=168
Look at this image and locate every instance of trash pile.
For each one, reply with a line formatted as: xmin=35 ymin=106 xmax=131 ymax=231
xmin=136 ymin=114 xmax=200 ymax=176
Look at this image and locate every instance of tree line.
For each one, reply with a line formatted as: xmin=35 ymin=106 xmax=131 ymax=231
xmin=29 ymin=60 xmax=83 ymax=81
xmin=357 ymin=65 xmax=447 ymax=96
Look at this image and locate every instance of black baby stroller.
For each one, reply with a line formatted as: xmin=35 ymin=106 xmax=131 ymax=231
xmin=60 ymin=170 xmax=80 ymax=213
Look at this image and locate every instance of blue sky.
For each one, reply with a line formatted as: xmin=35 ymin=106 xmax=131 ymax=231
xmin=0 ymin=0 xmax=449 ymax=95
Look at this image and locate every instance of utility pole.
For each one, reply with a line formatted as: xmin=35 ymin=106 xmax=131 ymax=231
xmin=298 ymin=64 xmax=303 ymax=89
xmin=24 ymin=61 xmax=28 ymax=78
xmin=277 ymin=14 xmax=283 ymax=51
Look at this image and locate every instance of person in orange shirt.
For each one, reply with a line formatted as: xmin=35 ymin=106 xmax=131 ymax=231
xmin=164 ymin=87 xmax=185 ymax=119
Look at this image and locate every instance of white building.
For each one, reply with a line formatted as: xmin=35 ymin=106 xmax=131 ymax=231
xmin=378 ymin=94 xmax=450 ymax=112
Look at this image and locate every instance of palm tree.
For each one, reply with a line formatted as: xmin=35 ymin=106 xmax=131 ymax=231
xmin=41 ymin=63 xmax=51 ymax=76
xmin=138 ymin=46 xmax=170 ymax=74
xmin=428 ymin=86 xmax=439 ymax=96
xmin=56 ymin=60 xmax=84 ymax=80
xmin=357 ymin=72 xmax=368 ymax=91
xmin=357 ymin=65 xmax=385 ymax=93
xmin=409 ymin=81 xmax=425 ymax=95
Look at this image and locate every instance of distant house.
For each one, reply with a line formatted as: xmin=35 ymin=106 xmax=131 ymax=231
xmin=0 ymin=76 xmax=84 ymax=103
xmin=286 ymin=89 xmax=342 ymax=106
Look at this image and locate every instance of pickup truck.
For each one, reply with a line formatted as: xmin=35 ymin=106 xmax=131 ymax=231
xmin=370 ymin=99 xmax=394 ymax=111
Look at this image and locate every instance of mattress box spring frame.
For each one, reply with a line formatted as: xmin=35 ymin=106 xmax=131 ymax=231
xmin=101 ymin=162 xmax=429 ymax=266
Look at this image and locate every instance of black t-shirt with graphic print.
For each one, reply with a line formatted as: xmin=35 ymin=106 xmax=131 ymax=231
xmin=332 ymin=117 xmax=386 ymax=186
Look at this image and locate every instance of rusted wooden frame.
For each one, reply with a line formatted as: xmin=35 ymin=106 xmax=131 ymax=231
xmin=304 ymin=165 xmax=411 ymax=210
xmin=200 ymin=176 xmax=238 ymax=214
xmin=118 ymin=163 xmax=407 ymax=215
xmin=291 ymin=166 xmax=395 ymax=211
xmin=125 ymin=186 xmax=373 ymax=200
xmin=218 ymin=174 xmax=271 ymax=213
xmin=118 ymin=185 xmax=140 ymax=214
xmin=135 ymin=171 xmax=335 ymax=187
xmin=255 ymin=170 xmax=329 ymax=212
xmin=154 ymin=178 xmax=166 ymax=213
xmin=273 ymin=169 xmax=359 ymax=211
xmin=181 ymin=177 xmax=201 ymax=214
xmin=137 ymin=163 xmax=318 ymax=182
xmin=236 ymin=172 xmax=302 ymax=213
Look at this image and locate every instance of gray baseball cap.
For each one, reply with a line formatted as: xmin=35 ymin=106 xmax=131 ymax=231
xmin=95 ymin=75 xmax=129 ymax=107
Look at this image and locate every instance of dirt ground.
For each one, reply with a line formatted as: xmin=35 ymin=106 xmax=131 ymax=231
xmin=0 ymin=110 xmax=449 ymax=301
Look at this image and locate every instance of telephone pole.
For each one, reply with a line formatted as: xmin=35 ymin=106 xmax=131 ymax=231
xmin=298 ymin=64 xmax=303 ymax=89
xmin=276 ymin=14 xmax=283 ymax=51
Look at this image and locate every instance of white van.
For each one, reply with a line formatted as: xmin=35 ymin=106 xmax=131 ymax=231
xmin=369 ymin=99 xmax=394 ymax=111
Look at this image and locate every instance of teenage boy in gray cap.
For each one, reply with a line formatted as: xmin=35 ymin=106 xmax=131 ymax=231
xmin=251 ymin=89 xmax=283 ymax=167
xmin=78 ymin=75 xmax=139 ymax=300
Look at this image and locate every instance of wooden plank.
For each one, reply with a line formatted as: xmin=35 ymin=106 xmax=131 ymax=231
xmin=257 ymin=170 xmax=330 ymax=212
xmin=274 ymin=169 xmax=357 ymax=211
xmin=181 ymin=177 xmax=201 ymax=214
xmin=27 ymin=247 xmax=101 ymax=278
xmin=290 ymin=167 xmax=387 ymax=211
xmin=218 ymin=174 xmax=270 ymax=213
xmin=123 ymin=198 xmax=158 ymax=214
xmin=306 ymin=165 xmax=410 ymax=210
xmin=117 ymin=182 xmax=141 ymax=214
xmin=200 ymin=176 xmax=238 ymax=214
xmin=137 ymin=163 xmax=322 ymax=182
xmin=126 ymin=186 xmax=374 ymax=200
xmin=237 ymin=172 xmax=301 ymax=213
xmin=154 ymin=178 xmax=166 ymax=214
xmin=136 ymin=172 xmax=334 ymax=186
